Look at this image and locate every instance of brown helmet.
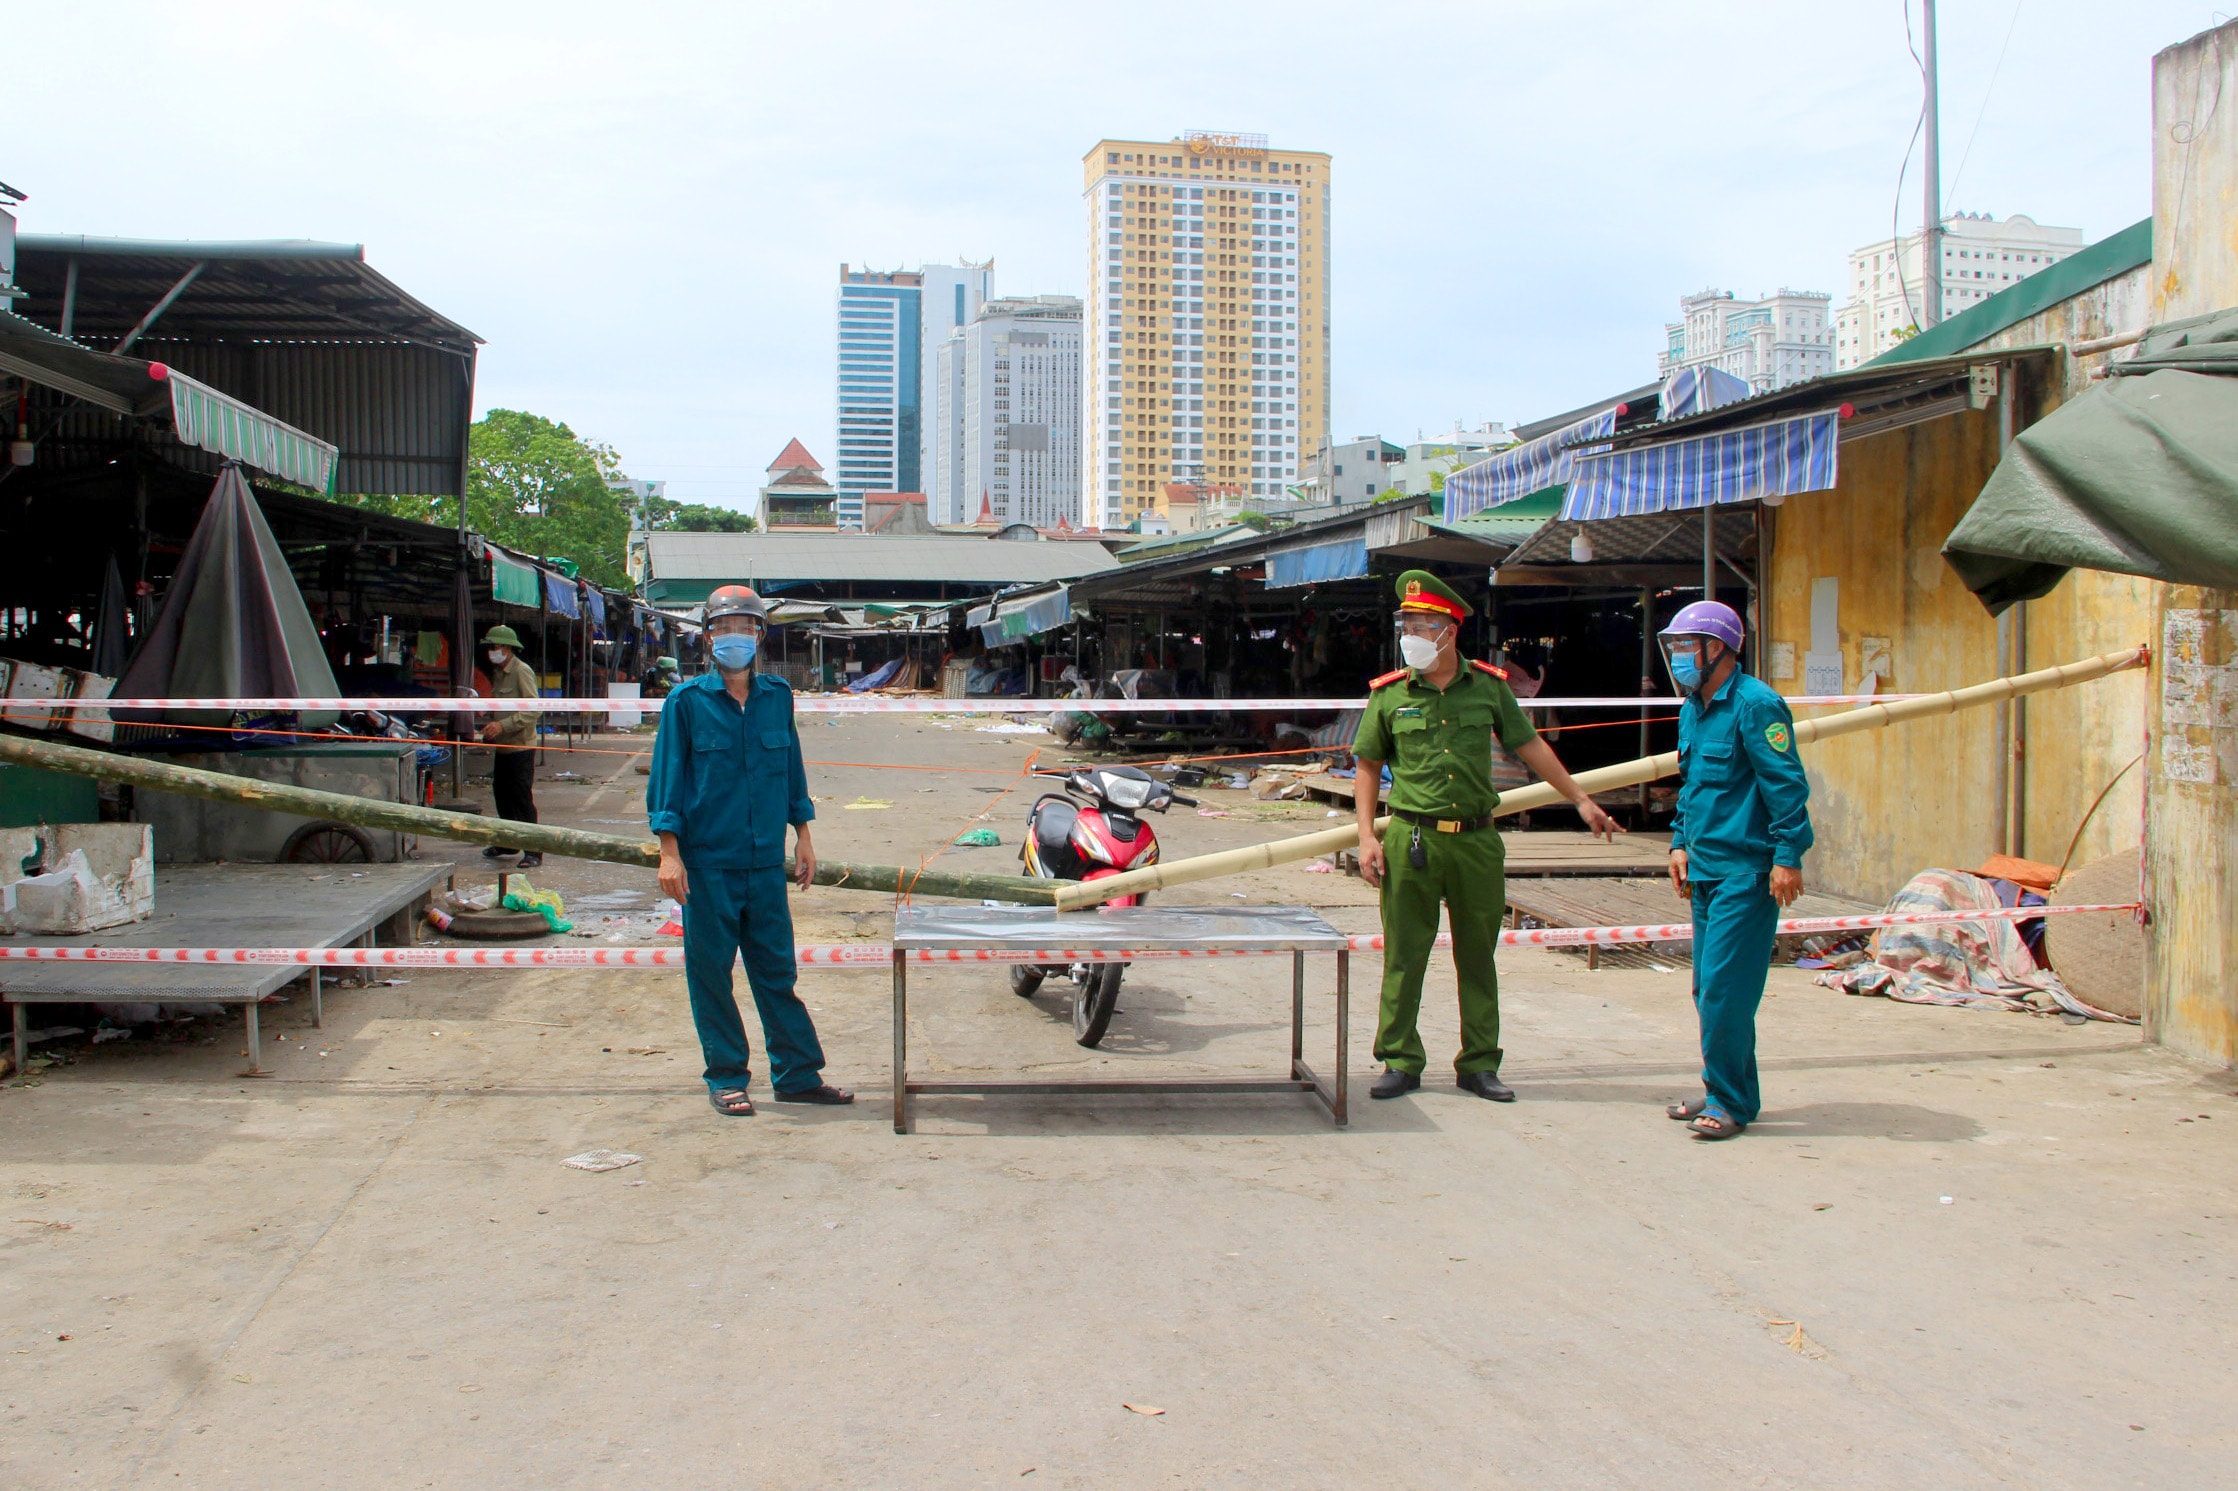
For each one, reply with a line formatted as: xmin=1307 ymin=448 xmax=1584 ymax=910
xmin=704 ymin=585 xmax=768 ymax=624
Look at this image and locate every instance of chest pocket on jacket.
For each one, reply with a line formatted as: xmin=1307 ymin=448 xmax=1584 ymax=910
xmin=1692 ymin=736 xmax=1737 ymax=782
xmin=760 ymin=729 xmax=790 ymax=754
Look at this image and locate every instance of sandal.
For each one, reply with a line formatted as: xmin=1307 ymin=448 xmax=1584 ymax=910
xmin=1689 ymin=1110 xmax=1745 ymax=1141
xmin=1666 ymin=1097 xmax=1708 ymax=1121
xmin=708 ymin=1088 xmax=755 ymax=1117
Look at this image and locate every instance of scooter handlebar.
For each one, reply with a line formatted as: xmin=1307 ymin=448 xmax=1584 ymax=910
xmin=1167 ymin=793 xmax=1199 ymax=808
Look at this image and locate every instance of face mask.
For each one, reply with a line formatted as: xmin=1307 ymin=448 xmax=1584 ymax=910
xmin=1399 ymin=633 xmax=1441 ymax=671
xmin=1669 ymin=653 xmax=1702 ymax=689
xmin=711 ymin=634 xmax=759 ymax=671
xmin=485 ymin=648 xmax=507 ymax=665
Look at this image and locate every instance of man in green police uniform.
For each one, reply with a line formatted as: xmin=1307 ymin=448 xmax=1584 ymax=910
xmin=1352 ymin=571 xmax=1621 ymax=1101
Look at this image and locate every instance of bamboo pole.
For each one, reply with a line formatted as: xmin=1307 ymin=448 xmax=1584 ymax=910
xmin=0 ymin=732 xmax=1058 ymax=904
xmin=1052 ymin=646 xmax=2148 ymax=911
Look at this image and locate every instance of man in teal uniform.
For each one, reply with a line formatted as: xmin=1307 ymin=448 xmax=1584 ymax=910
xmin=1353 ymin=570 xmax=1620 ymax=1102
xmin=647 ymin=585 xmax=853 ymax=1117
xmin=1660 ymin=601 xmax=1813 ymax=1140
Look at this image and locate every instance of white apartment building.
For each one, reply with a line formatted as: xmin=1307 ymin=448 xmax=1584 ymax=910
xmin=1660 ymin=288 xmax=1834 ymax=392
xmin=917 ymin=261 xmax=989 ymax=497
xmin=1388 ymin=423 xmax=1512 ymax=498
xmin=932 ymin=295 xmax=1083 ymax=529
xmin=1835 ymin=211 xmax=2086 ymax=368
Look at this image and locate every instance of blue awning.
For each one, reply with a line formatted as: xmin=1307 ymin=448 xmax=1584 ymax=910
xmin=1561 ymin=409 xmax=1840 ymax=522
xmin=582 ymin=586 xmax=606 ymax=629
xmin=1444 ymin=407 xmax=1617 ymax=516
xmin=1265 ymin=536 xmax=1368 ymax=589
xmin=543 ymin=570 xmax=581 ymax=618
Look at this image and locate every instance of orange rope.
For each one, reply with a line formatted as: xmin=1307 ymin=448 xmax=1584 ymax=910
xmin=896 ymin=748 xmax=1042 ymax=907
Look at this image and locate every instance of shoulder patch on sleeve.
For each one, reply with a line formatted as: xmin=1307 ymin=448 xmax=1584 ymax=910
xmin=1369 ymin=668 xmax=1409 ymax=690
xmin=1764 ymin=721 xmax=1792 ymax=753
xmin=1470 ymin=659 xmax=1509 ymax=680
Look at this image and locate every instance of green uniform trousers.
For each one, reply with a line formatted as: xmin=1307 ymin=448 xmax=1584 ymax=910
xmin=1375 ymin=823 xmax=1506 ymax=1077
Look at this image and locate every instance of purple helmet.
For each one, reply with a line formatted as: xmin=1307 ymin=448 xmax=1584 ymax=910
xmin=1658 ymin=601 xmax=1744 ymax=652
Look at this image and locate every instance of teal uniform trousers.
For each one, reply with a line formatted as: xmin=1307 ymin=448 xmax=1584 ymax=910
xmin=681 ymin=865 xmax=825 ymax=1095
xmin=1689 ymin=873 xmax=1780 ymax=1124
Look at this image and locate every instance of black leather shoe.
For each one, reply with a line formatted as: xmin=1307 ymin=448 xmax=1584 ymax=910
xmin=774 ymin=1084 xmax=856 ymax=1105
xmin=1457 ymin=1071 xmax=1515 ymax=1102
xmin=1370 ymin=1068 xmax=1422 ymax=1100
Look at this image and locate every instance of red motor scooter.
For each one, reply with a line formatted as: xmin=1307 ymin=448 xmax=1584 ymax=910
xmin=1014 ymin=765 xmax=1195 ymax=1047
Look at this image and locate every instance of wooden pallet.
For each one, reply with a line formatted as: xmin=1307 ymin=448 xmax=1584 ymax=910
xmin=1502 ymin=875 xmax=1877 ymax=970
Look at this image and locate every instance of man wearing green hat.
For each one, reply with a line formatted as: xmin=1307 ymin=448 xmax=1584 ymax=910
xmin=477 ymin=624 xmax=544 ymax=870
xmin=1352 ymin=570 xmax=1620 ymax=1101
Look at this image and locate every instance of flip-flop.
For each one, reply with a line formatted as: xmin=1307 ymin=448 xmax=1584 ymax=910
xmin=1689 ymin=1111 xmax=1745 ymax=1141
xmin=708 ymin=1088 xmax=755 ymax=1117
xmin=1666 ymin=1097 xmax=1708 ymax=1121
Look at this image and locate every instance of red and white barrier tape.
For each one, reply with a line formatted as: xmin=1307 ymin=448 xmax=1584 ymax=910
xmin=0 ymin=903 xmax=2135 ymax=970
xmin=25 ymin=692 xmax=1921 ymax=717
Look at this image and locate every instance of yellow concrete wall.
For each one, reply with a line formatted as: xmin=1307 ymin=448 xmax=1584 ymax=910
xmin=1764 ymin=416 xmax=2000 ymax=902
xmin=2143 ymin=21 xmax=2238 ymax=1064
xmin=1763 ymin=407 xmax=2155 ymax=903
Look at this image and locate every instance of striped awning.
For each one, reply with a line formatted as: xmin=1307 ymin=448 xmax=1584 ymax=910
xmin=1443 ymin=407 xmax=1617 ymax=517
xmin=165 ymin=369 xmax=340 ymax=493
xmin=1561 ymin=410 xmax=1840 ymax=522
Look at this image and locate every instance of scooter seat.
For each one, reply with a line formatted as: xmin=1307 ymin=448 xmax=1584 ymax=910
xmin=1030 ymin=798 xmax=1079 ymax=853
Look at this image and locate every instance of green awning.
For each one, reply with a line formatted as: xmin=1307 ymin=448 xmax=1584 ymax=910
xmin=1421 ymin=485 xmax=1564 ymax=549
xmin=1943 ymin=363 xmax=2238 ymax=613
xmin=165 ymin=369 xmax=340 ymax=493
xmin=489 ymin=548 xmax=543 ymax=607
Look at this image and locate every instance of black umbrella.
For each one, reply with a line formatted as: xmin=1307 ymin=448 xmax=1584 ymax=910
xmin=114 ymin=464 xmax=340 ymax=725
xmin=91 ymin=553 xmax=130 ymax=678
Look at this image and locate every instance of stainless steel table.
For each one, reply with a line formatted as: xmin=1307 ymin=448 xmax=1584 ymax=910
xmin=888 ymin=905 xmax=1351 ymax=1133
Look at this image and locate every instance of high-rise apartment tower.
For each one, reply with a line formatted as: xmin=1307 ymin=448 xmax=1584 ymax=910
xmin=932 ymin=295 xmax=1083 ymax=528
xmin=1082 ymin=132 xmax=1330 ymax=530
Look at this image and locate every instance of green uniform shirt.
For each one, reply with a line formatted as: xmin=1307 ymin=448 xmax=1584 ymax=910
xmin=1351 ymin=664 xmax=1538 ymax=817
xmin=489 ymin=656 xmax=541 ymax=746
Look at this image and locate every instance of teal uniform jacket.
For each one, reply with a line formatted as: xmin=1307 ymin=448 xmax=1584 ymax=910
xmin=1670 ymin=669 xmax=1813 ymax=878
xmin=646 ymin=671 xmax=815 ymax=867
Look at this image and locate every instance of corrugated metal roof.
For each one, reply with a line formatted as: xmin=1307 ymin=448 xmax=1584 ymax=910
xmin=11 ymin=237 xmax=478 ymax=495
xmin=643 ymin=533 xmax=1120 ymax=586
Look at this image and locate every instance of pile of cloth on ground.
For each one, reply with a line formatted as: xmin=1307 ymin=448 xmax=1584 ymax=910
xmin=1815 ymin=861 xmax=2132 ymax=1022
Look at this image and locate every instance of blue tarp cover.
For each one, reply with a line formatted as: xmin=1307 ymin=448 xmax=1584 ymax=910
xmin=1265 ymin=536 xmax=1368 ymax=589
xmin=543 ymin=570 xmax=580 ymax=618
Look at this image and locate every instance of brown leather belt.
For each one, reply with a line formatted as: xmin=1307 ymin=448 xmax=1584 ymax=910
xmin=1388 ymin=808 xmax=1496 ymax=833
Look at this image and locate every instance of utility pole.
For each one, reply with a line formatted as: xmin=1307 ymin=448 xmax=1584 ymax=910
xmin=1921 ymin=0 xmax=1944 ymax=327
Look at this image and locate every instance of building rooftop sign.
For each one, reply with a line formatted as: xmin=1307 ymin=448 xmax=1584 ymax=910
xmin=1183 ymin=130 xmax=1269 ymax=157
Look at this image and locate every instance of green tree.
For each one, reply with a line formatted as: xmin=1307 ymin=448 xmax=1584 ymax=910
xmin=1232 ymin=509 xmax=1271 ymax=530
xmin=644 ymin=497 xmax=758 ymax=533
xmin=466 ymin=409 xmax=632 ymax=590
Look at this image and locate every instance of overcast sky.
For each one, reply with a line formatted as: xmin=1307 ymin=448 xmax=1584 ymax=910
xmin=10 ymin=1 xmax=2217 ymax=508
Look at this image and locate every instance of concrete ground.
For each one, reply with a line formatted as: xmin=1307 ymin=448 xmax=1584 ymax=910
xmin=4 ymin=713 xmax=2235 ymax=1489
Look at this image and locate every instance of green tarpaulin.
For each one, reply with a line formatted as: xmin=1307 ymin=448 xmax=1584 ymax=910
xmin=1943 ymin=309 xmax=2238 ymax=613
xmin=489 ymin=549 xmax=543 ymax=608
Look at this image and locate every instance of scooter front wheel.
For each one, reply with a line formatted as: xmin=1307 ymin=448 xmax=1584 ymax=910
xmin=1073 ymin=962 xmax=1123 ymax=1047
xmin=1010 ymin=964 xmax=1045 ymax=998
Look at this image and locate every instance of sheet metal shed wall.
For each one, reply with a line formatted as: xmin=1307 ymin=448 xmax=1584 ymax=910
xmin=11 ymin=238 xmax=479 ymax=497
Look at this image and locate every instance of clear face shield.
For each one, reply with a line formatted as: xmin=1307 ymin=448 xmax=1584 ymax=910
xmin=1394 ymin=612 xmax=1453 ymax=671
xmin=1660 ymin=634 xmax=1725 ymax=693
xmin=708 ymin=615 xmax=766 ymax=671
